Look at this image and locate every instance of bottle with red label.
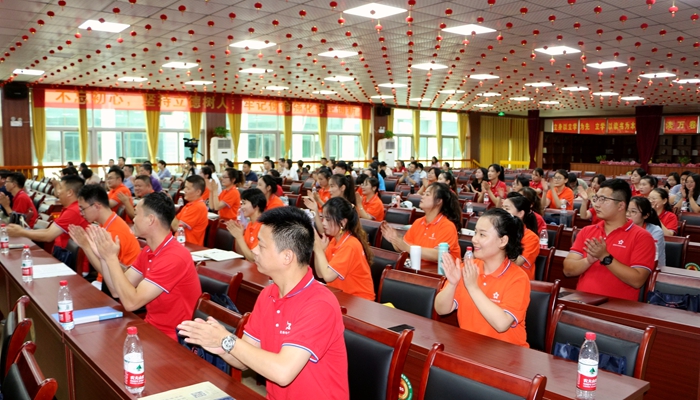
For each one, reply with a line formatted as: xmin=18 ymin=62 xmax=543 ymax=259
xmin=576 ymin=332 xmax=599 ymax=399
xmin=0 ymin=224 xmax=9 ymax=255
xmin=57 ymin=280 xmax=74 ymax=330
xmin=124 ymin=326 xmax=145 ymax=394
xmin=21 ymin=245 xmax=33 ymax=283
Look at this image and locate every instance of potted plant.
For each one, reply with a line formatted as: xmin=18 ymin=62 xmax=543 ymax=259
xmin=383 ymin=129 xmax=394 ymax=139
xmin=679 ymin=156 xmax=691 ymax=166
xmin=595 ymin=155 xmax=606 ymax=163
xmin=213 ymin=126 xmax=229 ymax=137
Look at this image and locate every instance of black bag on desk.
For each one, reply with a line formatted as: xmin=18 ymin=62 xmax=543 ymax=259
xmin=8 ymin=213 xmax=25 ymax=226
xmin=647 ymin=290 xmax=700 ymax=312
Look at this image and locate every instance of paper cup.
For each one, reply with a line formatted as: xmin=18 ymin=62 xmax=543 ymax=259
xmin=410 ymin=245 xmax=422 ymax=270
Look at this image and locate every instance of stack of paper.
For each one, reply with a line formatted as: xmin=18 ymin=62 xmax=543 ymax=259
xmin=51 ymin=306 xmax=123 ymax=325
xmin=191 ymin=249 xmax=244 ymax=262
xmin=33 ymin=263 xmax=77 ymax=279
xmin=141 ymin=382 xmax=233 ymax=400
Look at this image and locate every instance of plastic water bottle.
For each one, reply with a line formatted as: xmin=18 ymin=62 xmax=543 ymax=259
xmin=576 ymin=332 xmax=599 ymax=400
xmin=238 ymin=208 xmax=249 ymax=229
xmin=312 ymin=185 xmax=317 ymax=193
xmin=21 ymin=245 xmax=32 ymax=283
xmin=484 ymin=193 xmax=490 ymax=207
xmin=540 ymin=230 xmax=549 ymax=249
xmin=466 ymin=201 xmax=473 ymax=213
xmin=280 ymin=196 xmax=289 ymax=206
xmin=176 ymin=224 xmax=186 ymax=245
xmin=465 ymin=246 xmax=474 ymax=261
xmin=124 ymin=326 xmax=145 ymax=394
xmin=58 ymin=280 xmax=74 ymax=331
xmin=0 ymin=224 xmax=9 ymax=255
xmin=437 ymin=243 xmax=449 ymax=275
xmin=559 ymin=201 xmax=568 ymax=226
xmin=177 ymin=197 xmax=184 ymax=206
xmin=682 ymin=201 xmax=689 ymax=212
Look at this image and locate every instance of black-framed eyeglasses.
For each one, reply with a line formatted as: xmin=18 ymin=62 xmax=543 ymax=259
xmin=592 ymin=195 xmax=622 ymax=204
xmin=79 ymin=203 xmax=96 ymax=214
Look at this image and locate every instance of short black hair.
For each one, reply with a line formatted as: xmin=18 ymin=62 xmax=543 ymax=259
xmin=225 ymin=160 xmax=233 ymax=168
xmin=109 ymin=168 xmax=125 ymax=181
xmin=141 ymin=192 xmax=175 ymax=228
xmin=79 ymin=162 xmax=88 ymax=170
xmin=186 ymin=175 xmax=206 ymax=196
xmin=158 ymin=160 xmax=167 ymax=167
xmin=260 ymin=175 xmax=278 ymax=195
xmin=62 ymin=167 xmax=78 ymax=176
xmin=204 ymin=159 xmax=216 ymax=172
xmin=200 ymin=166 xmax=213 ymax=179
xmin=242 ymin=188 xmax=267 ymax=212
xmin=78 ymin=184 xmax=110 ymax=208
xmin=600 ymin=178 xmax=632 ymax=205
xmin=118 ymin=157 xmax=126 ymax=162
xmin=0 ymin=170 xmax=12 ymax=178
xmin=123 ymin=165 xmax=134 ymax=174
xmin=80 ymin=168 xmax=93 ymax=180
xmin=134 ymin=174 xmax=153 ymax=187
xmin=140 ymin=163 xmax=153 ymax=174
xmin=257 ymin=207 xmax=314 ymax=266
xmin=61 ymin=175 xmax=85 ymax=197
xmin=243 ymin=160 xmax=252 ymax=167
xmin=8 ymin=172 xmax=26 ymax=189
xmin=335 ymin=161 xmax=348 ymax=171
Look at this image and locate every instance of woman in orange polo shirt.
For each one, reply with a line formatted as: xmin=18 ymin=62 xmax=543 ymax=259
xmin=208 ymin=168 xmax=242 ymax=220
xmin=310 ymin=168 xmax=332 ymax=210
xmin=305 ymin=174 xmax=357 ymax=232
xmin=356 ymin=175 xmax=385 ymax=222
xmin=502 ymin=193 xmax=541 ymax=280
xmin=259 ymin=175 xmax=285 ymax=211
xmin=543 ymin=169 xmax=574 ymax=210
xmin=313 ymin=197 xmax=375 ymax=300
xmin=226 ymin=188 xmax=267 ymax=261
xmin=434 ymin=208 xmax=531 ymax=347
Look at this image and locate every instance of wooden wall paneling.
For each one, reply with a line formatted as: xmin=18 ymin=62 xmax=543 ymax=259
xmin=1 ymin=94 xmax=32 ymax=166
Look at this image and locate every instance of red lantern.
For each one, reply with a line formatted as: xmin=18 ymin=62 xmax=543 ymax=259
xmin=129 ymin=0 xmax=136 ymax=5
xmin=616 ymin=35 xmax=623 ymax=43
xmin=329 ymin=1 xmax=337 ymax=9
xmin=476 ymin=16 xmax=484 ymax=24
xmin=445 ymin=8 xmax=452 ymax=15
xmin=678 ymin=36 xmax=684 ymax=43
xmin=300 ymin=9 xmax=307 ymax=18
xmin=208 ymin=21 xmax=215 ymax=27
xmin=272 ymin=19 xmax=279 ymax=26
xmin=568 ymin=0 xmax=576 ymax=5
xmin=506 ymin=22 xmax=513 ymax=29
xmin=58 ymin=0 xmax=66 ymax=9
xmin=178 ymin=5 xmax=186 ymax=14
xmin=337 ymin=15 xmax=344 ymax=25
xmin=487 ymin=0 xmax=495 ymax=7
xmin=29 ymin=27 xmax=36 ymax=34
xmin=646 ymin=0 xmax=655 ymax=9
xmin=496 ymin=33 xmax=503 ymax=43
xmin=439 ymin=22 xmax=447 ymax=29
xmin=117 ymin=37 xmax=124 ymax=44
xmin=145 ymin=24 xmax=152 ymax=30
xmin=406 ymin=14 xmax=413 ymax=24
xmin=249 ymin=27 xmax=255 ymax=34
xmin=548 ymin=15 xmax=556 ymax=24
xmin=74 ymin=32 xmax=81 ymax=39
xmin=593 ymin=6 xmax=602 ymax=14
xmin=130 ymin=30 xmax=137 ymax=37
xmin=573 ymin=22 xmax=581 ymax=29
xmin=596 ymin=29 xmax=603 ymax=36
xmin=188 ymin=29 xmax=195 ymax=36
xmin=660 ymin=29 xmax=666 ymax=36
xmin=532 ymin=29 xmax=539 ymax=36
xmin=520 ymin=7 xmax=528 ymax=14
xmin=47 ymin=10 xmax=55 ymax=17
xmin=669 ymin=4 xmax=678 ymax=17
xmin=229 ymin=12 xmax=236 ymax=20
xmin=160 ymin=14 xmax=168 ymax=22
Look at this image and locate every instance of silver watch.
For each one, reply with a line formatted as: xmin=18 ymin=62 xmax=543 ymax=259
xmin=221 ymin=334 xmax=237 ymax=353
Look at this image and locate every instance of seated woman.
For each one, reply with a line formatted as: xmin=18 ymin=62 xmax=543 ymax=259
xmin=434 ymin=208 xmax=530 ymax=347
xmin=676 ymin=173 xmax=700 ymax=213
xmin=304 ymin=174 xmax=357 ymax=232
xmin=355 ymin=174 xmax=385 ymax=222
xmin=313 ymin=197 xmax=375 ymax=301
xmin=542 ymin=169 xmax=574 ymax=210
xmin=530 ymin=168 xmax=545 ymax=195
xmin=380 ymin=182 xmax=462 ymax=269
xmin=519 ymin=187 xmax=547 ymax=234
xmin=628 ymin=197 xmax=666 ymax=268
xmin=578 ymin=174 xmax=606 ymax=223
xmin=481 ymin=164 xmax=507 ymax=208
xmin=208 ymin=168 xmax=242 ymax=221
xmin=636 ymin=175 xmax=656 ymax=198
xmin=416 ymin=167 xmax=441 ymax=195
xmin=566 ymin=173 xmax=588 ymax=198
xmin=310 ymin=168 xmax=333 ymax=211
xmin=225 ymin=188 xmax=266 ymax=262
xmin=512 ymin=176 xmax=530 ymax=193
xmin=503 ymin=193 xmax=541 ymax=280
xmin=629 ymin=168 xmax=646 ymax=197
xmin=438 ymin=171 xmax=458 ymax=193
xmin=258 ymin=175 xmax=285 ymax=211
xmin=649 ymin=188 xmax=678 ymax=236
xmin=467 ymin=167 xmax=488 ymax=195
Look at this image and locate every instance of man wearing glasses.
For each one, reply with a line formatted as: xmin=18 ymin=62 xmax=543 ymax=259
xmin=564 ymin=179 xmax=655 ymax=301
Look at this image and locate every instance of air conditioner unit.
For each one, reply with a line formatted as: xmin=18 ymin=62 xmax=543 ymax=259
xmin=210 ymin=137 xmax=232 ymax=169
xmin=377 ymin=138 xmax=396 ymax=168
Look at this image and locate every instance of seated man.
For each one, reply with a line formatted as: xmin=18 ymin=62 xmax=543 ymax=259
xmin=139 ymin=163 xmax=163 ymax=192
xmin=7 ymin=175 xmax=89 ymax=272
xmin=564 ymin=178 xmax=655 ymax=301
xmin=178 ymin=207 xmax=349 ymax=399
xmin=119 ymin=175 xmax=154 ymax=220
xmin=123 ymin=164 xmax=135 ymax=194
xmin=171 ymin=175 xmax=208 ymax=245
xmin=0 ymin=173 xmax=38 ymax=228
xmin=0 ymin=170 xmax=13 ymax=215
xmin=107 ymin=168 xmax=132 ymax=214
xmin=84 ymin=192 xmax=201 ymax=340
xmin=157 ymin=160 xmax=172 ymax=179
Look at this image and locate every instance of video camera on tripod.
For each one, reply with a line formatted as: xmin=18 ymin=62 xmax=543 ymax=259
xmin=183 ymin=138 xmax=203 ymax=158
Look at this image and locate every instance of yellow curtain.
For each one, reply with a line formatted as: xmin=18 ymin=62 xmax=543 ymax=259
xmin=144 ymin=94 xmax=161 ymax=163
xmin=189 ymin=111 xmax=202 ymax=142
xmin=284 ymin=112 xmax=292 ymax=159
xmin=78 ymin=90 xmax=88 ymax=162
xmin=227 ymin=113 xmax=241 ymax=162
xmin=359 ymin=105 xmax=372 ymax=160
xmin=386 ymin=107 xmax=394 ymax=134
xmin=412 ymin=109 xmax=420 ymax=159
xmin=480 ymin=115 xmax=513 ymax=166
xmin=510 ymin=118 xmax=529 ymax=165
xmin=318 ymin=116 xmax=328 ymax=158
xmin=436 ymin=111 xmax=443 ymax=162
xmin=457 ymin=113 xmax=469 ymax=166
xmin=31 ymin=88 xmax=47 ymax=179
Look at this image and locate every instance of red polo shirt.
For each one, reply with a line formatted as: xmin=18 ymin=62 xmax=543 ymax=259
xmin=244 ymin=268 xmax=349 ymax=399
xmin=130 ymin=234 xmax=202 ymax=340
xmin=658 ymin=210 xmax=678 ymax=235
xmin=534 ymin=212 xmax=547 ymax=235
xmin=403 ymin=214 xmax=460 ymax=269
xmin=530 ymin=180 xmax=543 ymax=192
xmin=325 ymin=232 xmax=375 ymax=300
xmin=53 ymin=201 xmax=89 ymax=249
xmin=11 ymin=190 xmax=38 ymax=228
xmin=570 ymin=219 xmax=655 ymax=301
xmin=176 ymin=198 xmax=208 ymax=245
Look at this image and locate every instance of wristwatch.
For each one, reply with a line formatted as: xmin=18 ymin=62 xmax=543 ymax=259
xmin=600 ymin=254 xmax=614 ymax=266
xmin=221 ymin=334 xmax=237 ymax=353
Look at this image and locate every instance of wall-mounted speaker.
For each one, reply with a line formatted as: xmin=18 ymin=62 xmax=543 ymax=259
xmin=375 ymin=106 xmax=392 ymax=116
xmin=3 ymin=82 xmax=29 ymax=100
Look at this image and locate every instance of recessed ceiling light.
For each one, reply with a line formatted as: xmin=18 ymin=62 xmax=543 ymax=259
xmin=371 ymin=95 xmax=394 ymax=99
xmin=13 ymin=69 xmax=44 ymax=76
xmin=561 ymin=86 xmax=590 ymax=91
xmin=469 ymin=74 xmax=499 ymax=80
xmin=410 ymin=98 xmax=427 ymax=101
xmin=438 ymin=90 xmax=465 ymax=94
xmin=411 ymin=63 xmax=448 ymax=70
xmin=239 ymin=68 xmax=272 ymax=74
xmin=539 ymin=101 xmax=560 ymax=105
xmin=477 ymin=92 xmax=501 ymax=97
xmin=534 ymin=46 xmax=580 ymax=55
xmin=78 ymin=20 xmax=129 ymax=33
xmin=677 ymin=78 xmax=700 ymax=84
xmin=592 ymin=91 xmax=619 ymax=96
xmin=378 ymin=83 xmax=407 ymax=88
xmin=586 ymin=61 xmax=627 ymax=69
xmin=621 ymin=96 xmax=645 ymax=101
xmin=510 ymin=97 xmax=532 ymax=101
xmin=229 ymin=40 xmax=276 ymax=50
xmin=326 ymin=76 xmax=354 ymax=82
xmin=318 ymin=50 xmax=358 ymax=58
xmin=185 ymin=81 xmax=213 ymax=86
xmin=118 ymin=77 xmax=148 ymax=82
xmin=442 ymin=24 xmax=496 ymax=36
xmin=525 ymin=82 xmax=553 ymax=87
xmin=162 ymin=62 xmax=198 ymax=69
xmin=639 ymin=72 xmax=676 ymax=79
xmin=474 ymin=104 xmax=493 ymax=107
xmin=266 ymin=86 xmax=288 ymax=91
xmin=344 ymin=3 xmax=406 ymax=19
xmin=312 ymin=90 xmax=337 ymax=95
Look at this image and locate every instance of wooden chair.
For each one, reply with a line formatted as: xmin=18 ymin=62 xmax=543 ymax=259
xmin=289 ymin=182 xmax=303 ymax=195
xmin=679 ymin=212 xmax=700 ymax=242
xmin=1 ymin=342 xmax=58 ymax=400
xmin=534 ymin=247 xmax=555 ymax=282
xmin=545 ymin=304 xmax=656 ymax=379
xmin=378 ymin=267 xmax=446 ymax=320
xmin=197 ymin=265 xmax=244 ymax=308
xmin=384 ymin=208 xmax=416 ymax=225
xmin=406 ymin=194 xmax=422 ymax=209
xmin=664 ymin=235 xmax=689 ymax=268
xmin=379 ymin=191 xmax=400 ymax=205
xmin=647 ymin=267 xmax=700 ymax=297
xmin=1 ymin=295 xmax=32 ymax=380
xmin=286 ymin=193 xmax=302 ymax=208
xmin=384 ymin=178 xmax=398 ymax=192
xmin=396 ymin=184 xmax=412 ymax=197
xmin=369 ymin=246 xmax=408 ymax=298
xmin=416 ymin=343 xmax=547 ymax=400
xmin=545 ymin=224 xmax=563 ymax=250
xmin=526 ymin=280 xmax=560 ymax=352
xmin=207 ymin=220 xmax=235 ymax=251
xmin=343 ymin=315 xmax=413 ymax=400
xmin=360 ymin=219 xmax=382 ymax=247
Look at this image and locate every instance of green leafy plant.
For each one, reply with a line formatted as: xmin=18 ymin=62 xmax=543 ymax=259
xmin=595 ymin=155 xmax=607 ymax=162
xmin=213 ymin=126 xmax=229 ymax=137
xmin=383 ymin=129 xmax=394 ymax=139
xmin=679 ymin=156 xmax=691 ymax=166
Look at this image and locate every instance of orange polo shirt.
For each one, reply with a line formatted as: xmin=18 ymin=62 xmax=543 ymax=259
xmin=362 ymin=194 xmax=385 ymax=222
xmin=217 ymin=187 xmax=241 ymax=221
xmin=317 ymin=187 xmax=332 ymax=204
xmin=546 ymin=186 xmax=574 ymax=210
xmin=202 ymin=187 xmax=210 ymax=200
xmin=243 ymin=220 xmax=263 ymax=251
xmin=325 ymin=232 xmax=375 ymax=301
xmin=519 ymin=228 xmax=541 ymax=280
xmin=266 ymin=195 xmax=285 ymax=211
xmin=100 ymin=212 xmax=140 ymax=266
xmin=403 ymin=214 xmax=460 ymax=269
xmin=108 ymin=184 xmax=132 ymax=213
xmin=177 ymin=198 xmax=208 ymax=245
xmin=443 ymin=257 xmax=530 ymax=347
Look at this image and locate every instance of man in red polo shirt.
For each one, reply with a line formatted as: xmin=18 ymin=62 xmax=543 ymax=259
xmin=7 ymin=175 xmax=89 ymax=272
xmin=564 ymin=179 xmax=655 ymax=301
xmin=178 ymin=207 xmax=349 ymax=399
xmin=171 ymin=175 xmax=208 ymax=245
xmin=0 ymin=173 xmax=38 ymax=228
xmin=84 ymin=192 xmax=201 ymax=340
xmin=106 ymin=168 xmax=132 ymax=214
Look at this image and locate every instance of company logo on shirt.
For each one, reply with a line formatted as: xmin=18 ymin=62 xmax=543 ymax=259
xmin=280 ymin=321 xmax=292 ymax=335
xmin=612 ymin=239 xmax=626 ymax=249
xmin=490 ymin=292 xmax=501 ymax=304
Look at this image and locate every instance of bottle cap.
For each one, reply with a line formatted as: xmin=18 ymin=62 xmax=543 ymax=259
xmin=467 ymin=246 xmax=473 ymax=251
xmin=59 ymin=280 xmax=68 ymax=286
xmin=1 ymin=224 xmax=5 ymax=227
xmin=127 ymin=326 xmax=138 ymax=335
xmin=23 ymin=245 xmax=29 ymax=248
xmin=585 ymin=332 xmax=596 ymax=340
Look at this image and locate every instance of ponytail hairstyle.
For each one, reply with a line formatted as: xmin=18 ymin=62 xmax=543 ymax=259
xmin=488 ymin=163 xmax=505 ymax=182
xmin=640 ymin=175 xmax=657 ymax=189
xmin=519 ymin=187 xmax=543 ymax=216
xmin=260 ymin=175 xmax=278 ymax=197
xmin=428 ymin=182 xmax=462 ymax=232
xmin=505 ymin=192 xmax=538 ymax=234
xmin=323 ymin=197 xmax=373 ymax=265
xmin=439 ymin=172 xmax=458 ymax=193
xmin=223 ymin=168 xmax=242 ymax=187
xmin=330 ymin=174 xmax=357 ymax=206
xmin=652 ymin=188 xmax=673 ymax=212
xmin=630 ymin=196 xmax=662 ymax=227
xmin=480 ymin=208 xmax=524 ymax=261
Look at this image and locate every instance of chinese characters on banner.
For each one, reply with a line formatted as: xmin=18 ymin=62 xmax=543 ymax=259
xmin=553 ymin=119 xmax=579 ymax=133
xmin=579 ymin=118 xmax=607 ymax=135
xmin=606 ymin=118 xmax=636 ymax=135
xmin=663 ymin=116 xmax=698 ymax=134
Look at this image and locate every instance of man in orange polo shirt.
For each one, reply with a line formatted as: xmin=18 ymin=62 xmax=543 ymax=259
xmin=106 ymin=167 xmax=132 ymax=214
xmin=171 ymin=175 xmax=209 ymax=245
xmin=119 ymin=175 xmax=154 ymax=220
xmin=68 ymin=184 xmax=141 ymax=292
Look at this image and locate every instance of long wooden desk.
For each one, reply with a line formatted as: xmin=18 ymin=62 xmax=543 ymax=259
xmin=571 ymin=163 xmax=700 ymax=177
xmin=0 ymin=238 xmax=264 ymax=400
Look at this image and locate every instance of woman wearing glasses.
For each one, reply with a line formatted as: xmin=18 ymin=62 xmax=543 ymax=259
xmin=627 ymin=197 xmax=666 ymax=268
xmin=542 ymin=169 xmax=574 ymax=210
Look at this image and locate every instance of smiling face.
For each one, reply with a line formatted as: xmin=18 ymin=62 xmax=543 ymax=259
xmin=419 ymin=186 xmax=440 ymax=212
xmin=553 ymin=172 xmax=566 ymax=188
xmin=667 ymin=175 xmax=677 ymax=187
xmin=328 ymin=180 xmax=344 ymax=198
xmin=472 ymin=216 xmax=508 ymax=260
xmin=647 ymin=189 xmax=664 ymax=211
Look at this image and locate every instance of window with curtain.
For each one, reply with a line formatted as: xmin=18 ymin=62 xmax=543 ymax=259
xmin=231 ymin=113 xmax=282 ymax=162
xmin=94 ymin=109 xmax=151 ymax=164
xmin=419 ymin=111 xmax=438 ymax=160
xmin=291 ymin=115 xmax=321 ymax=160
xmin=156 ymin=111 xmax=192 ymax=163
xmin=392 ymin=109 xmax=413 ymax=160
xmin=328 ymin=117 xmax=362 ymax=161
xmin=441 ymin=112 xmax=461 ymax=161
xmin=44 ymin=108 xmax=81 ymax=165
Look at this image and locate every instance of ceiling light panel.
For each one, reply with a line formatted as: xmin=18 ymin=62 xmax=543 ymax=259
xmin=534 ymin=46 xmax=580 ymax=55
xmin=442 ymin=24 xmax=496 ymax=36
xmin=344 ymin=3 xmax=407 ymax=19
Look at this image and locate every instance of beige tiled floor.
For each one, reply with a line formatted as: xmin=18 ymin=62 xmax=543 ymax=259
xmin=241 ymin=369 xmax=267 ymax=396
